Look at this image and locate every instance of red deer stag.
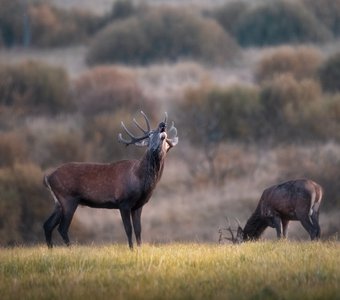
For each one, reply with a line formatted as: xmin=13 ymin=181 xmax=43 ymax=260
xmin=220 ymin=179 xmax=323 ymax=243
xmin=43 ymin=111 xmax=178 ymax=249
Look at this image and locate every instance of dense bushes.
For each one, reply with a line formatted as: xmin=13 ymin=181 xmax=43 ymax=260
xmin=72 ymin=66 xmax=152 ymax=115
xmin=28 ymin=3 xmax=102 ymax=47
xmin=178 ymin=84 xmax=260 ymax=145
xmin=234 ymin=1 xmax=332 ymax=47
xmin=210 ymin=1 xmax=247 ymax=35
xmin=0 ymin=1 xmax=102 ymax=48
xmin=319 ymin=52 xmax=340 ymax=93
xmin=179 ymin=72 xmax=340 ymax=145
xmin=87 ymin=7 xmax=240 ymax=65
xmin=303 ymin=0 xmax=340 ymax=37
xmin=0 ymin=163 xmax=49 ymax=245
xmin=0 ymin=0 xmax=26 ymax=47
xmin=255 ymin=46 xmax=322 ymax=83
xmin=0 ymin=61 xmax=71 ymax=114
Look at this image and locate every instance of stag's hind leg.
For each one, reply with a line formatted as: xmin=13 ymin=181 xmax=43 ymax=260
xmin=43 ymin=203 xmax=62 ymax=248
xmin=57 ymin=198 xmax=78 ymax=247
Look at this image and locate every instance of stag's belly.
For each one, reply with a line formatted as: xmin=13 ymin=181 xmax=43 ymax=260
xmin=79 ymin=197 xmax=120 ymax=209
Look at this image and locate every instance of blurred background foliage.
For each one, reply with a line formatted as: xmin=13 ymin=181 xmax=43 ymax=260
xmin=0 ymin=0 xmax=340 ymax=245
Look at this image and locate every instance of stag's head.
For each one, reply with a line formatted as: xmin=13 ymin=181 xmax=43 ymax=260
xmin=118 ymin=111 xmax=178 ymax=154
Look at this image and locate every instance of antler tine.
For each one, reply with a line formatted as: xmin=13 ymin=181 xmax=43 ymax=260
xmin=118 ymin=133 xmax=133 ymax=145
xmin=133 ymin=118 xmax=148 ymax=134
xmin=226 ymin=217 xmax=235 ymax=241
xmin=118 ymin=112 xmax=152 ymax=146
xmin=164 ymin=111 xmax=168 ymax=125
xmin=234 ymin=217 xmax=242 ymax=228
xmin=121 ymin=121 xmax=140 ymax=139
xmin=140 ymin=111 xmax=151 ymax=132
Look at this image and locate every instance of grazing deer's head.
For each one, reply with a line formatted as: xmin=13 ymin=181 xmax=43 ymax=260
xmin=219 ymin=217 xmax=244 ymax=244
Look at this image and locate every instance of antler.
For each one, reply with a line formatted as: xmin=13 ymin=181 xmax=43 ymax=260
xmin=218 ymin=217 xmax=242 ymax=244
xmin=118 ymin=111 xmax=152 ymax=146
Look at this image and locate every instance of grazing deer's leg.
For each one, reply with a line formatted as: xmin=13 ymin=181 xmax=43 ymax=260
xmin=132 ymin=207 xmax=143 ymax=247
xmin=282 ymin=219 xmax=289 ymax=238
xmin=311 ymin=210 xmax=321 ymax=239
xmin=57 ymin=198 xmax=78 ymax=246
xmin=272 ymin=215 xmax=282 ymax=238
xmin=43 ymin=203 xmax=62 ymax=248
xmin=298 ymin=214 xmax=318 ymax=240
xmin=120 ymin=209 xmax=133 ymax=249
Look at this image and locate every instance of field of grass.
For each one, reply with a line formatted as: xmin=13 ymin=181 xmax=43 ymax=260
xmin=0 ymin=241 xmax=339 ymax=300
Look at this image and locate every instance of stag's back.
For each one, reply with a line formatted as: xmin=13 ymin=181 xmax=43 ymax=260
xmin=45 ymin=161 xmax=141 ymax=203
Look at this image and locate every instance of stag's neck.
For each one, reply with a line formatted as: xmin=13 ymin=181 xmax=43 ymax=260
xmin=138 ymin=148 xmax=166 ymax=192
xmin=243 ymin=207 xmax=268 ymax=241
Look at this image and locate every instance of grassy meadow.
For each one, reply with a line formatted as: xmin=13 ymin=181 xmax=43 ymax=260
xmin=1 ymin=241 xmax=339 ymax=300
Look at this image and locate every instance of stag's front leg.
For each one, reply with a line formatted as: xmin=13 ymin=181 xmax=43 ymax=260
xmin=132 ymin=207 xmax=143 ymax=247
xmin=120 ymin=208 xmax=133 ymax=249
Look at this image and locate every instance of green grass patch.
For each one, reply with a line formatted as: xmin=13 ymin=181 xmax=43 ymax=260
xmin=0 ymin=241 xmax=339 ymax=299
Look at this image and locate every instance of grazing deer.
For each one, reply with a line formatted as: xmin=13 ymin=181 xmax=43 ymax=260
xmin=43 ymin=111 xmax=178 ymax=249
xmin=220 ymin=179 xmax=323 ymax=243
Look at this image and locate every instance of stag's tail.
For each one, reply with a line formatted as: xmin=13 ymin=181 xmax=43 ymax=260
xmin=44 ymin=175 xmax=60 ymax=204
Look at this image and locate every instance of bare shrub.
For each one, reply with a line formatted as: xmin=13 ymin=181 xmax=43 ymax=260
xmin=87 ymin=7 xmax=240 ymax=65
xmin=256 ymin=46 xmax=323 ymax=83
xmin=319 ymin=52 xmax=340 ymax=93
xmin=0 ymin=61 xmax=71 ymax=114
xmin=235 ymin=1 xmax=332 ymax=47
xmin=72 ymin=66 xmax=154 ymax=115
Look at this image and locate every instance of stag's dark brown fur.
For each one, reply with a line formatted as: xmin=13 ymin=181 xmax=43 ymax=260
xmin=43 ymin=112 xmax=178 ymax=249
xmin=226 ymin=179 xmax=323 ymax=243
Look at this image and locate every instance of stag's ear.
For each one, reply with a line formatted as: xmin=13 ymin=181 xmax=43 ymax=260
xmin=166 ymin=121 xmax=178 ymax=150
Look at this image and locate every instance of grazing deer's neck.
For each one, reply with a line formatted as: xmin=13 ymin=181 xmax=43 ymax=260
xmin=243 ymin=207 xmax=268 ymax=240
